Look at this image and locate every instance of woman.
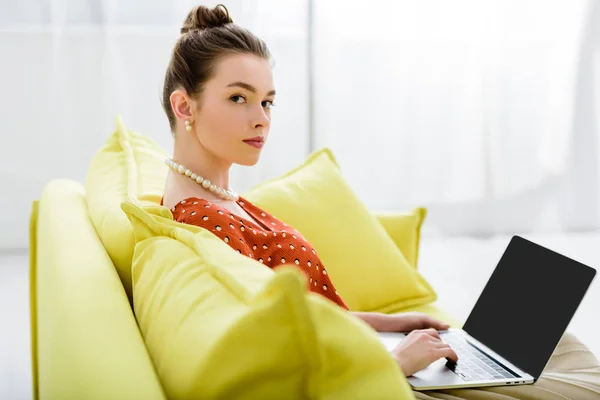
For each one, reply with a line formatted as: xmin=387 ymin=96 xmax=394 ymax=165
xmin=161 ymin=4 xmax=600 ymax=397
xmin=160 ymin=3 xmax=455 ymax=378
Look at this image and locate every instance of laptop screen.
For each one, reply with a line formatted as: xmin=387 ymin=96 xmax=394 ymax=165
xmin=462 ymin=236 xmax=596 ymax=379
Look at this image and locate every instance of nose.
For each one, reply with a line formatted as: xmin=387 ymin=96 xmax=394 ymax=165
xmin=252 ymin=105 xmax=270 ymax=130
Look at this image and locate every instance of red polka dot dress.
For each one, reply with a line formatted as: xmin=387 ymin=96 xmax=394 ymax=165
xmin=169 ymin=196 xmax=349 ymax=310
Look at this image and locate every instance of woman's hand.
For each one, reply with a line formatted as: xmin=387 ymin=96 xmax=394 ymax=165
xmin=391 ymin=328 xmax=459 ymax=377
xmin=378 ymin=312 xmax=450 ymax=333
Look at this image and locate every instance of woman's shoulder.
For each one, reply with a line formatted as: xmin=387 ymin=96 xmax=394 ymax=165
xmin=236 ymin=196 xmax=274 ymax=219
xmin=162 ymin=193 xmax=207 ymax=210
xmin=169 ymin=197 xmax=228 ymax=220
xmin=170 ymin=196 xmax=211 ymax=210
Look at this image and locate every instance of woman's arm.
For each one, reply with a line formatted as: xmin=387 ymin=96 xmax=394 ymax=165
xmin=352 ymin=311 xmax=450 ymax=333
xmin=352 ymin=311 xmax=394 ymax=331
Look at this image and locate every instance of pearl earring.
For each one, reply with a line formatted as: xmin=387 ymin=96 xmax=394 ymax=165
xmin=185 ymin=120 xmax=192 ymax=132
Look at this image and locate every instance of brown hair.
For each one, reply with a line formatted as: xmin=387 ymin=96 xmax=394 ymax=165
xmin=162 ymin=4 xmax=272 ymax=133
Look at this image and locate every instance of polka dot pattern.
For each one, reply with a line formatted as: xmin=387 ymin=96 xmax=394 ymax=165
xmin=170 ymin=196 xmax=348 ymax=309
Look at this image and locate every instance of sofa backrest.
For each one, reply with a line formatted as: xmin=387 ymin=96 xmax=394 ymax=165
xmin=30 ymin=179 xmax=165 ymax=400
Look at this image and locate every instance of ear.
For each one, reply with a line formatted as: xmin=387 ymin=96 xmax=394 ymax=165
xmin=169 ymin=89 xmax=197 ymax=123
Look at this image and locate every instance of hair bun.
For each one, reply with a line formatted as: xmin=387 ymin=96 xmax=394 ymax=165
xmin=181 ymin=4 xmax=233 ymax=34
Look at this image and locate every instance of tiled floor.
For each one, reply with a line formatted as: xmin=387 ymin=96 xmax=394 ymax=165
xmin=1 ymin=232 xmax=599 ymax=399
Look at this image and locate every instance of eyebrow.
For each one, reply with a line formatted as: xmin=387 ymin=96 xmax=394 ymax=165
xmin=226 ymin=81 xmax=276 ymax=96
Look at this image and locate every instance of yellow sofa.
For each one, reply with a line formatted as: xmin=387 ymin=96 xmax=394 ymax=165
xmin=29 ymin=178 xmax=462 ymax=399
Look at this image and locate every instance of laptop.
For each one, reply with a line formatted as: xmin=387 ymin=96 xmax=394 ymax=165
xmin=378 ymin=235 xmax=596 ymax=390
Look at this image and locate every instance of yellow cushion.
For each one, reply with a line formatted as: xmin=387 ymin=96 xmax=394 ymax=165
xmin=84 ymin=116 xmax=429 ymax=307
xmin=122 ymin=201 xmax=415 ymax=400
xmin=244 ymin=148 xmax=437 ymax=313
xmin=84 ymin=116 xmax=168 ymax=300
xmin=374 ymin=208 xmax=427 ymax=269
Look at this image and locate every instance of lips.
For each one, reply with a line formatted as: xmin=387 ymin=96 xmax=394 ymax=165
xmin=243 ymin=136 xmax=265 ymax=149
xmin=244 ymin=136 xmax=264 ymax=142
xmin=244 ymin=139 xmax=264 ymax=149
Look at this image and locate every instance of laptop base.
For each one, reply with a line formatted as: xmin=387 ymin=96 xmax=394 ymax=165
xmin=408 ymin=357 xmax=534 ymax=391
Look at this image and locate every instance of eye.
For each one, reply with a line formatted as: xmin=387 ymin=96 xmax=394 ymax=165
xmin=262 ymin=100 xmax=275 ymax=109
xmin=230 ymin=95 xmax=246 ymax=104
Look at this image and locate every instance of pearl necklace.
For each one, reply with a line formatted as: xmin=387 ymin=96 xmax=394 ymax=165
xmin=165 ymin=158 xmax=239 ymax=202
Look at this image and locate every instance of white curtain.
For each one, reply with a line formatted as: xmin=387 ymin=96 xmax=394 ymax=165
xmin=313 ymin=0 xmax=600 ymax=236
xmin=1 ymin=0 xmax=599 ymax=249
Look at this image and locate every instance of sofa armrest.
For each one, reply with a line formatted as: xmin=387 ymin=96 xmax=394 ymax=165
xmin=374 ymin=208 xmax=427 ymax=269
xmin=30 ymin=179 xmax=165 ymax=400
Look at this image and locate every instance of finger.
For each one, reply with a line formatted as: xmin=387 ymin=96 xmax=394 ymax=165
xmin=437 ymin=347 xmax=459 ymax=364
xmin=419 ymin=328 xmax=441 ymax=340
xmin=436 ymin=320 xmax=451 ymax=330
xmin=432 ymin=340 xmax=451 ymax=349
xmin=425 ymin=317 xmax=450 ymax=330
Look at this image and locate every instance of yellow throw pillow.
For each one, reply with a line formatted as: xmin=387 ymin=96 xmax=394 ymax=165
xmin=244 ymin=148 xmax=436 ymax=313
xmin=85 ymin=116 xmax=169 ymax=300
xmin=122 ymin=202 xmax=415 ymax=400
xmin=84 ymin=115 xmax=428 ymax=305
xmin=375 ymin=208 xmax=427 ymax=269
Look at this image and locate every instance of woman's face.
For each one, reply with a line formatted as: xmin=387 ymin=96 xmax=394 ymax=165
xmin=193 ymin=53 xmax=275 ymax=166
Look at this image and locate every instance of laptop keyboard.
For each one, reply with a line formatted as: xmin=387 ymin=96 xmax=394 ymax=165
xmin=442 ymin=332 xmax=517 ymax=381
